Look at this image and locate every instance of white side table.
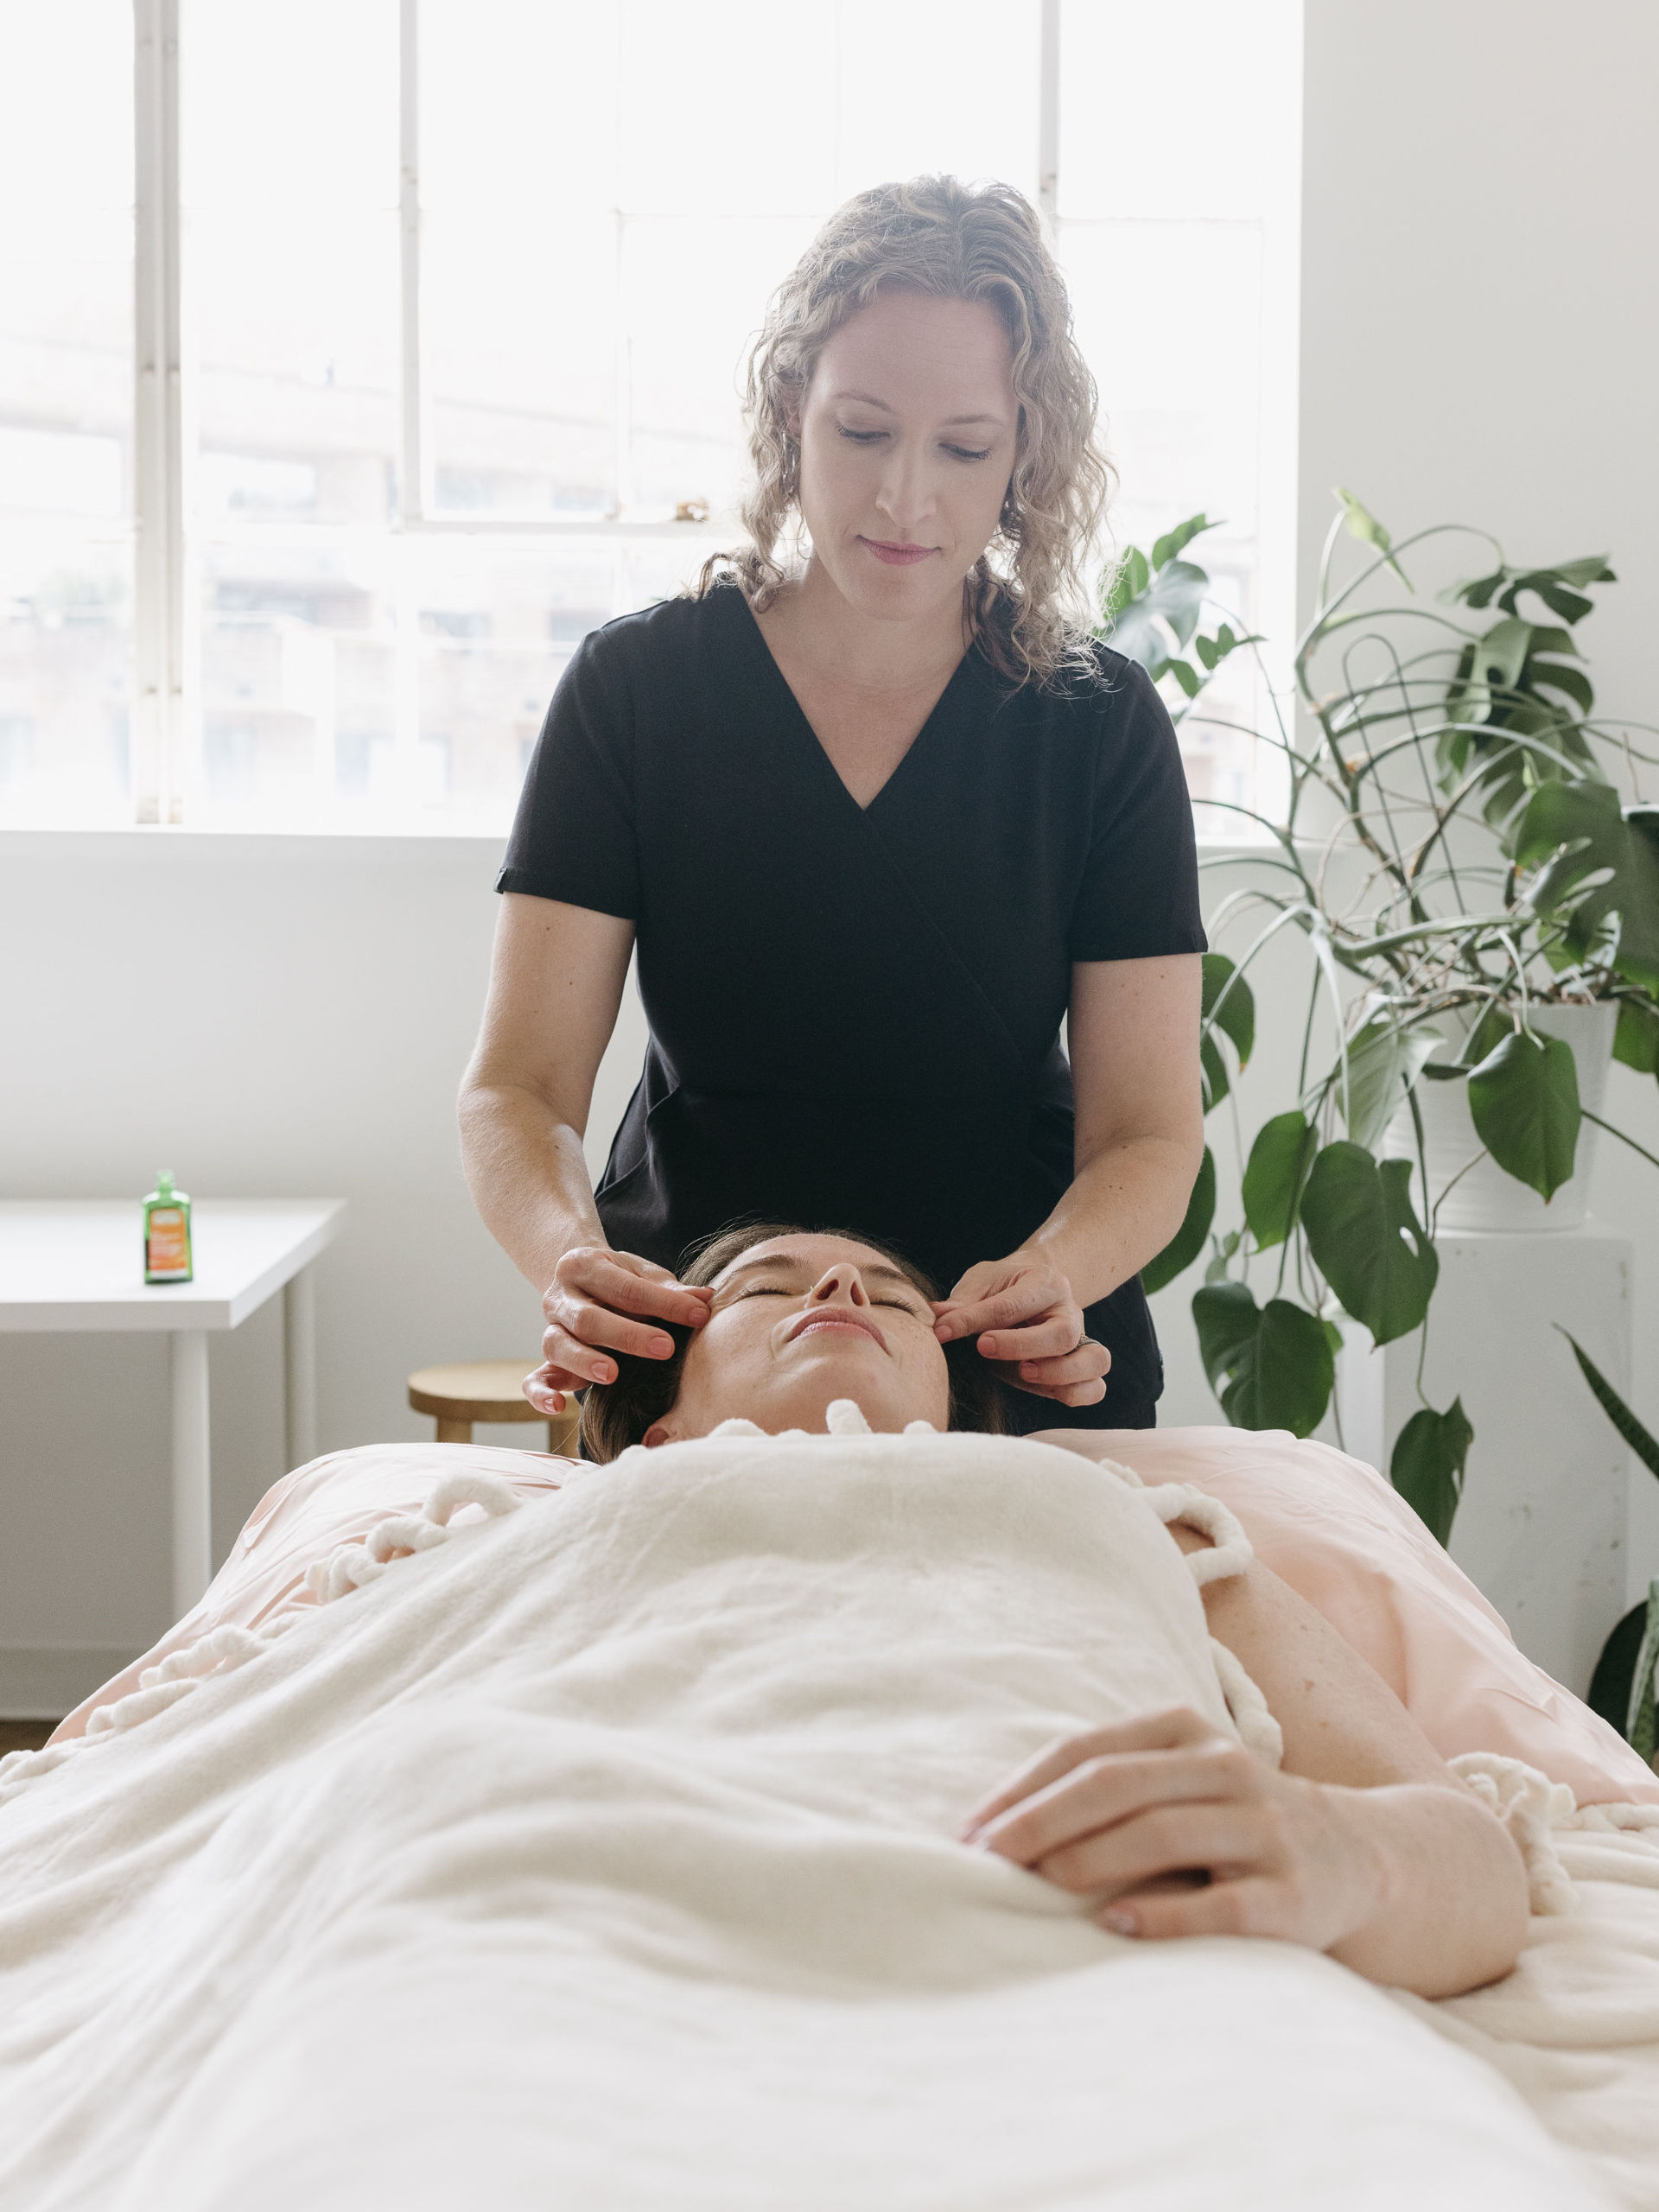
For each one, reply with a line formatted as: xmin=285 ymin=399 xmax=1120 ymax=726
xmin=0 ymin=1199 xmax=346 ymax=1618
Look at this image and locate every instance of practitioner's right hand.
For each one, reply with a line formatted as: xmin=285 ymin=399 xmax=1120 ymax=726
xmin=524 ymin=1246 xmax=712 ymax=1414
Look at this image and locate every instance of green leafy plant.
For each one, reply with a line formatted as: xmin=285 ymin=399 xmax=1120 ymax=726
xmin=1561 ymin=1332 xmax=1659 ymax=1760
xmin=1102 ymin=499 xmax=1659 ymax=1546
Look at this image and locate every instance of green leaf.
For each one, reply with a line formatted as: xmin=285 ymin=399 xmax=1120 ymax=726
xmin=1102 ymin=557 xmax=1209 ymax=670
xmin=1514 ymin=780 xmax=1659 ymax=993
xmin=1389 ymin=1400 xmax=1473 ymax=1548
xmin=1241 ymin=1110 xmax=1319 ymax=1249
xmin=1497 ymin=564 xmax=1608 ymax=624
xmin=1166 ymin=658 xmax=1202 ymax=699
xmin=1203 ymin=1228 xmax=1242 ymax=1285
xmin=1454 ymin=569 xmax=1504 ymax=612
xmin=1300 ymin=1141 xmax=1439 ymax=1346
xmin=1532 ymin=581 xmax=1596 ymax=626
xmin=1335 ymin=486 xmax=1409 ymax=585
xmin=1525 ymin=625 xmax=1582 ymax=661
xmin=1341 ymin=1017 xmax=1443 ymax=1154
xmin=1150 ymin=514 xmax=1217 ymax=570
xmin=1614 ymin=1000 xmax=1659 ymax=1077
xmin=1549 ymin=556 xmax=1617 ymax=589
xmin=1198 ymin=954 xmax=1254 ymax=1115
xmin=1557 ymin=1327 xmax=1659 ymax=1482
xmin=1446 ymin=615 xmax=1532 ymax=729
xmin=1528 ymin=658 xmax=1594 ymax=715
xmin=1466 ymin=1030 xmax=1581 ymax=1201
xmin=1101 ymin=544 xmax=1150 ymax=623
xmin=1473 ymin=615 xmax=1534 ymax=694
xmin=1589 ymin=1601 xmax=1651 ymax=1737
xmin=1192 ymin=1281 xmax=1335 ymax=1436
xmin=1453 ymin=1002 xmax=1514 ymax=1070
xmin=1202 ymin=952 xmax=1255 ymax=1065
xmin=1191 ymin=623 xmax=1247 ymax=677
xmin=1141 ymin=1146 xmax=1216 ymax=1296
xmin=1631 ymin=1580 xmax=1659 ymax=1764
xmin=1200 ymin=1033 xmax=1230 ymax=1113
xmin=1451 ymin=556 xmax=1614 ymax=621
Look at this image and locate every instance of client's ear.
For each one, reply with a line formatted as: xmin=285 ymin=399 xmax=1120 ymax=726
xmin=642 ymin=1419 xmax=679 ymax=1449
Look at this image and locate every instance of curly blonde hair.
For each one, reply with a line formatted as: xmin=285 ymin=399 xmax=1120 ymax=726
xmin=697 ymin=175 xmax=1114 ymax=688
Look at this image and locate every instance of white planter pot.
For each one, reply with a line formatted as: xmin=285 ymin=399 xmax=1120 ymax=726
xmin=1380 ymin=1001 xmax=1617 ymax=1233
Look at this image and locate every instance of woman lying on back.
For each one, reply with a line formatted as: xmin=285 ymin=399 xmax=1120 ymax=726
xmin=550 ymin=1217 xmax=1531 ymax=2001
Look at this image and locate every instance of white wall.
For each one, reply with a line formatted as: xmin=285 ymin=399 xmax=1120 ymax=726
xmin=0 ymin=830 xmax=650 ymax=1711
xmin=3 ymin=0 xmax=1658 ymax=1710
xmin=1285 ymin=0 xmax=1659 ymax=1615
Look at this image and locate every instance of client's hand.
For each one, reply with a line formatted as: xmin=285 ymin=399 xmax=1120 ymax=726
xmin=957 ymin=1707 xmax=1385 ymax=1953
xmin=524 ymin=1245 xmax=712 ymax=1415
xmin=931 ymin=1251 xmax=1109 ymax=1405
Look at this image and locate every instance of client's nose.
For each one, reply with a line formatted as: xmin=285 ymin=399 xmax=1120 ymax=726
xmin=805 ymin=1264 xmax=871 ymax=1308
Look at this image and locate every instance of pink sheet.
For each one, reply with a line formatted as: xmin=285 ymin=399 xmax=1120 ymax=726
xmin=51 ymin=1442 xmax=567 ymax=1743
xmin=51 ymin=1427 xmax=1659 ymax=1808
xmin=1092 ymin=1427 xmax=1659 ymax=1808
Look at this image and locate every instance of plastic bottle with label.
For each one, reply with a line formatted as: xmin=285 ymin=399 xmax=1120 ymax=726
xmin=143 ymin=1172 xmax=194 ymax=1284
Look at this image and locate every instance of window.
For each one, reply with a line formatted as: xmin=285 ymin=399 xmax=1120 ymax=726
xmin=1 ymin=0 xmax=1300 ymax=833
xmin=0 ymin=3 xmax=134 ymax=826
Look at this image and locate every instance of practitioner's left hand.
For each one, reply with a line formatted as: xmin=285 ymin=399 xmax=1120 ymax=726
xmin=956 ymin=1707 xmax=1384 ymax=1953
xmin=931 ymin=1251 xmax=1109 ymax=1405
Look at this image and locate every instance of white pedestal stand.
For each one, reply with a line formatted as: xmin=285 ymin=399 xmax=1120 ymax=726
xmin=1334 ymin=1227 xmax=1632 ymax=1697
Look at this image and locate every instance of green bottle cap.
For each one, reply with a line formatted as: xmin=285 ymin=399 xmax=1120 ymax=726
xmin=156 ymin=1172 xmax=175 ymax=1199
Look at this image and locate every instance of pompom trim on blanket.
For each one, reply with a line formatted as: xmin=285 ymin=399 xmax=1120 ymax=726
xmin=1450 ymin=1754 xmax=1580 ymax=1916
xmin=0 ymin=1469 xmax=524 ymax=1802
xmin=6 ymin=1413 xmax=1656 ymax=1911
xmin=1087 ymin=1459 xmax=1284 ymax=1764
xmin=1448 ymin=1752 xmax=1659 ymax=1916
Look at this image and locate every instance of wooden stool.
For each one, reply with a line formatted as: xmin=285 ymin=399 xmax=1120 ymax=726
xmin=407 ymin=1360 xmax=580 ymax=1456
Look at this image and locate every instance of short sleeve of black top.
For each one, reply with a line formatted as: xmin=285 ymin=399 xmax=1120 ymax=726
xmin=497 ymin=582 xmax=1206 ymax=1430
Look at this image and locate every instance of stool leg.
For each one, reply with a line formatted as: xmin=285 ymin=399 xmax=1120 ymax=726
xmin=435 ymin=1418 xmax=472 ymax=1444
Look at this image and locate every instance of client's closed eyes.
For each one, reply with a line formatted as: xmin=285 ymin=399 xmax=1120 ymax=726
xmin=735 ymin=1285 xmax=921 ymax=1313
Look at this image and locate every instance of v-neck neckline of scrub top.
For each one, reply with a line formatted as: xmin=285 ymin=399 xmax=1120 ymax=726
xmin=732 ymin=587 xmax=982 ymax=818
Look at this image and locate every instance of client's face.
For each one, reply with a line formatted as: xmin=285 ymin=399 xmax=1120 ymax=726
xmin=644 ymin=1234 xmax=951 ymax=1445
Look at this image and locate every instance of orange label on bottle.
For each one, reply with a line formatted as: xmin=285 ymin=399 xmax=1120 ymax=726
xmin=147 ymin=1209 xmax=190 ymax=1275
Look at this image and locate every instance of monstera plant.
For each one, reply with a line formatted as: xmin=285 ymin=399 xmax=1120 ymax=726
xmin=1104 ymin=494 xmax=1659 ymax=1548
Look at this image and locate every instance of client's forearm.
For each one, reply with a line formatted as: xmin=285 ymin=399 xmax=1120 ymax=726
xmin=1023 ymin=1133 xmax=1199 ymax=1310
xmin=1324 ymin=1780 xmax=1530 ymax=1997
xmin=459 ymin=1077 xmax=607 ymax=1294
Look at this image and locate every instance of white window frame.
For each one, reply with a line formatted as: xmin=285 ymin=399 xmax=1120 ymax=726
xmin=126 ymin=0 xmax=1294 ymax=832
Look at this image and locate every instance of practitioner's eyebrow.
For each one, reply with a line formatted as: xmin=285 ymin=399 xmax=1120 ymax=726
xmin=835 ymin=389 xmax=1008 ymax=430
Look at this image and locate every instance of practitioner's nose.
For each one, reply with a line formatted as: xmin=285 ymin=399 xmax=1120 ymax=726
xmin=873 ymin=437 xmax=934 ymax=538
xmin=804 ymin=1264 xmax=871 ymax=1310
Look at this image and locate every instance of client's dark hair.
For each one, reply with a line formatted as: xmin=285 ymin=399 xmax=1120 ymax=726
xmin=579 ymin=1221 xmax=1007 ymax=1463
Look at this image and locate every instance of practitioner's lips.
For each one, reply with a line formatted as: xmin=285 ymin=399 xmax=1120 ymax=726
xmin=786 ymin=1309 xmax=887 ymax=1351
xmin=861 ymin=537 xmax=936 ymax=567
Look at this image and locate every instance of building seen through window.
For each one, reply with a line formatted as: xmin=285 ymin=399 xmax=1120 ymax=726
xmin=0 ymin=1 xmax=1300 ymax=832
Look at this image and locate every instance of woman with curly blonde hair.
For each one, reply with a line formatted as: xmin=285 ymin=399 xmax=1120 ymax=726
xmin=466 ymin=175 xmax=1207 ymax=1440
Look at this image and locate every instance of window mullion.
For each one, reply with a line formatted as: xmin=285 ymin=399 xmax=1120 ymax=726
xmin=397 ymin=0 xmax=426 ymax=524
xmin=1037 ymin=0 xmax=1059 ymax=242
xmin=393 ymin=0 xmax=425 ymax=813
xmin=132 ymin=0 xmax=186 ymax=824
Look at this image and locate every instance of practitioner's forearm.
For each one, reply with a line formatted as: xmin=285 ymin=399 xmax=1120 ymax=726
xmin=1021 ymin=1132 xmax=1200 ymax=1310
xmin=459 ymin=1078 xmax=607 ymax=1295
xmin=1325 ymin=1780 xmax=1530 ymax=1997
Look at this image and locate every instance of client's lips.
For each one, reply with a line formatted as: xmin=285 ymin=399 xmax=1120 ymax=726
xmin=786 ymin=1309 xmax=887 ymax=1351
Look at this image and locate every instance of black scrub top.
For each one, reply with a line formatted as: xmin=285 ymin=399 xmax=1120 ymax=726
xmin=497 ymin=582 xmax=1206 ymax=1432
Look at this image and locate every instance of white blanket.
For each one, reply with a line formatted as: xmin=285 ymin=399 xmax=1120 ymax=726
xmin=2 ymin=1421 xmax=1655 ymax=2210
